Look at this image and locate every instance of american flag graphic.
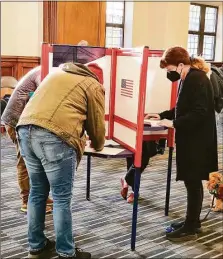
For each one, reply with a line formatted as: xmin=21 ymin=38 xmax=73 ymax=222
xmin=121 ymin=79 xmax=134 ymax=98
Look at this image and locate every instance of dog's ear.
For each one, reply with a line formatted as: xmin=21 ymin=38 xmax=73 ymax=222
xmin=209 ymin=172 xmax=216 ymax=179
xmin=213 ymin=172 xmax=221 ymax=177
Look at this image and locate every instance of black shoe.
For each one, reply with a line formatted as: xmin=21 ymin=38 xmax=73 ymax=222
xmin=157 ymin=147 xmax=165 ymax=155
xmin=171 ymin=221 xmax=184 ymax=229
xmin=75 ymin=248 xmax=91 ymax=259
xmin=58 ymin=248 xmax=91 ymax=259
xmin=171 ymin=221 xmax=201 ymax=233
xmin=28 ymin=239 xmax=55 ymax=258
xmin=166 ymin=226 xmax=197 ymax=242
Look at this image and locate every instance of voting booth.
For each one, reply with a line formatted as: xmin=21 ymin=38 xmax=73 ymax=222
xmin=40 ymin=43 xmax=177 ymax=251
xmin=108 ymin=48 xmax=177 ymax=165
xmin=108 ymin=47 xmax=177 ymax=250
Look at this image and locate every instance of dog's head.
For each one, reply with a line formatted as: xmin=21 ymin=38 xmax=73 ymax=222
xmin=207 ymin=172 xmax=223 ymax=190
xmin=209 ymin=172 xmax=222 ymax=181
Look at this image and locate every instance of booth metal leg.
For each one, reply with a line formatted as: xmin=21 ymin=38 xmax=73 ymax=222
xmin=165 ymin=147 xmax=174 ymax=216
xmin=86 ymin=155 xmax=91 ymax=201
xmin=131 ymin=167 xmax=141 ymax=251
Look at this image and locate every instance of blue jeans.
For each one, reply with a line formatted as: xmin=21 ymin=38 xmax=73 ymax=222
xmin=17 ymin=125 xmax=76 ymax=257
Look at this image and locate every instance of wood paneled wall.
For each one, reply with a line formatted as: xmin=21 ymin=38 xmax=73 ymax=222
xmin=1 ymin=56 xmax=40 ymax=80
xmin=43 ymin=1 xmax=106 ymax=46
xmin=1 ymin=2 xmax=105 ymax=81
xmin=43 ymin=1 xmax=58 ymax=44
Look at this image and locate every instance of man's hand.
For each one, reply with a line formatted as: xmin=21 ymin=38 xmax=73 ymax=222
xmin=158 ymin=119 xmax=174 ymax=128
xmin=144 ymin=113 xmax=161 ymax=120
xmin=89 ymin=139 xmax=105 ymax=150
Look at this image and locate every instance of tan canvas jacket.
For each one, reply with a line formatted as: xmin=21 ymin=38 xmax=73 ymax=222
xmin=17 ymin=63 xmax=105 ymax=164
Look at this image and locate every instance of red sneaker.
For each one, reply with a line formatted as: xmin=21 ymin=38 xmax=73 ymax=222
xmin=46 ymin=197 xmax=53 ymax=207
xmin=120 ymin=177 xmax=128 ymax=200
xmin=127 ymin=192 xmax=140 ymax=203
xmin=127 ymin=192 xmax=134 ymax=203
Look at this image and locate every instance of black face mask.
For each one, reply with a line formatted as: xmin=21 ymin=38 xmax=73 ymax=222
xmin=167 ymin=70 xmax=181 ymax=82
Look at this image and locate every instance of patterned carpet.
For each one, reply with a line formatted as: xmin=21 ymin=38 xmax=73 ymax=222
xmin=1 ymin=115 xmax=223 ymax=259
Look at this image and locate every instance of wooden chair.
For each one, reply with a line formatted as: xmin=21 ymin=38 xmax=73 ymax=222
xmin=1 ymin=76 xmax=18 ymax=98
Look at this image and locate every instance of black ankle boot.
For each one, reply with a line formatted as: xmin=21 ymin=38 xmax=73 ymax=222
xmin=166 ymin=226 xmax=198 ymax=242
xmin=171 ymin=221 xmax=201 ymax=233
xmin=58 ymin=248 xmax=91 ymax=259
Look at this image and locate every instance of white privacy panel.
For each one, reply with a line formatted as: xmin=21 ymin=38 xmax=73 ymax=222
xmin=143 ymin=129 xmax=168 ymax=135
xmin=113 ymin=122 xmax=136 ymax=150
xmin=115 ymin=56 xmax=142 ymax=124
xmin=49 ymin=52 xmax=53 ymax=72
xmin=145 ymin=57 xmax=172 ymax=113
xmin=105 ymin=120 xmax=109 ymax=137
xmin=87 ymin=56 xmax=111 ymax=115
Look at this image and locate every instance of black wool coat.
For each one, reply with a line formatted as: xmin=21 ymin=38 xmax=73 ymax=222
xmin=160 ymin=68 xmax=218 ymax=181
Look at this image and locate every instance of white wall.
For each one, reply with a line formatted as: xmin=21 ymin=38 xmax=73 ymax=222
xmin=1 ymin=1 xmax=222 ymax=61
xmin=1 ymin=1 xmax=43 ymax=56
xmin=163 ymin=2 xmax=190 ymax=49
xmin=124 ymin=2 xmax=134 ymax=48
xmin=125 ymin=2 xmax=190 ymax=50
xmin=124 ymin=1 xmax=222 ymax=61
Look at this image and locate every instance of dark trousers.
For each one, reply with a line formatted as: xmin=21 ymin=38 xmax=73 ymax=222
xmin=184 ymin=180 xmax=203 ymax=230
xmin=158 ymin=138 xmax=166 ymax=148
xmin=125 ymin=141 xmax=158 ymax=191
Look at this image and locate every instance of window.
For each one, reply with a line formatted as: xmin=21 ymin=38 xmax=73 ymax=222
xmin=105 ymin=1 xmax=125 ymax=48
xmin=188 ymin=3 xmax=218 ymax=60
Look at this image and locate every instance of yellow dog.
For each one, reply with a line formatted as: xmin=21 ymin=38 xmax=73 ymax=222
xmin=207 ymin=172 xmax=223 ymax=212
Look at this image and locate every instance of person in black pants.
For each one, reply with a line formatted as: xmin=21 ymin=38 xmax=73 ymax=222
xmin=146 ymin=46 xmax=218 ymax=241
xmin=171 ymin=180 xmax=204 ymax=232
xmin=121 ymin=140 xmax=158 ymax=203
xmin=157 ymin=138 xmax=166 ymax=154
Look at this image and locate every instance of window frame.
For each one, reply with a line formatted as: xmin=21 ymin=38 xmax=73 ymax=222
xmin=188 ymin=3 xmax=218 ymax=61
xmin=105 ymin=1 xmax=125 ymax=48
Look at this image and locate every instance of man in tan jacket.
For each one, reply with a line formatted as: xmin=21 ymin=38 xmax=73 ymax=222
xmin=17 ymin=63 xmax=105 ymax=259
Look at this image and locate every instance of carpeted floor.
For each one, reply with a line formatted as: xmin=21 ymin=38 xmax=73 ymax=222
xmin=1 ymin=115 xmax=222 ymax=259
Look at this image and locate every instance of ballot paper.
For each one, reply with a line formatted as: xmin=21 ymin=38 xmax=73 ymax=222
xmin=144 ymin=119 xmax=162 ymax=127
xmin=104 ymin=139 xmax=120 ymax=147
xmin=85 ymin=139 xmax=124 ymax=155
xmin=86 ymin=139 xmax=120 ymax=147
xmin=84 ymin=146 xmax=125 ymax=155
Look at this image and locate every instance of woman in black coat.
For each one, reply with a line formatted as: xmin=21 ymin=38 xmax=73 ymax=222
xmin=146 ymin=46 xmax=218 ymax=241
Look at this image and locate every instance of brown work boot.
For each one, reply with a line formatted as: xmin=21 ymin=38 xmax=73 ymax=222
xmin=21 ymin=203 xmax=28 ymax=213
xmin=46 ymin=197 xmax=53 ymax=207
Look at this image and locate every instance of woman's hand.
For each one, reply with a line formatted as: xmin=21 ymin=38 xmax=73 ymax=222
xmin=158 ymin=119 xmax=174 ymax=128
xmin=144 ymin=113 xmax=161 ymax=120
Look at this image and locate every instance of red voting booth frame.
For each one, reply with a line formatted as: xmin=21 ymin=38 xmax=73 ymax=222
xmin=107 ymin=47 xmax=177 ymax=250
xmin=41 ymin=43 xmax=177 ymax=251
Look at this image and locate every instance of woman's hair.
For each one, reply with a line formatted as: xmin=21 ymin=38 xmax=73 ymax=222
xmin=160 ymin=46 xmax=210 ymax=73
xmin=190 ymin=56 xmax=210 ymax=73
